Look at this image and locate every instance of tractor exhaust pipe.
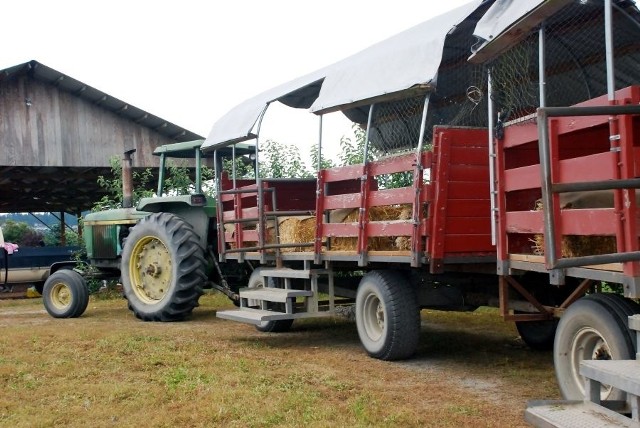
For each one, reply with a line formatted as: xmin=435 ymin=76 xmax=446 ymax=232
xmin=122 ymin=149 xmax=136 ymax=209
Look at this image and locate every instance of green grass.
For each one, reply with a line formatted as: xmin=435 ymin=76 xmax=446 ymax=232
xmin=0 ymin=293 xmax=557 ymax=427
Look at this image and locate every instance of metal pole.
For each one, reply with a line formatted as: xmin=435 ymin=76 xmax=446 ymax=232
xmin=157 ymin=153 xmax=166 ymax=196
xmin=255 ymin=105 xmax=268 ymax=255
xmin=605 ymin=0 xmax=616 ymax=102
xmin=232 ymin=144 xmax=237 ymax=188
xmin=195 ymin=145 xmax=202 ymax=194
xmin=538 ymin=24 xmax=547 ymax=108
xmin=363 ymin=104 xmax=374 ymax=164
xmin=318 ymin=115 xmax=323 ymax=171
xmin=537 ymin=108 xmax=558 ymax=266
xmin=487 ymin=69 xmax=497 ymax=246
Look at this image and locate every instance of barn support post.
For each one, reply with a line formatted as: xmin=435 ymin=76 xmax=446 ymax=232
xmin=60 ymin=211 xmax=66 ymax=246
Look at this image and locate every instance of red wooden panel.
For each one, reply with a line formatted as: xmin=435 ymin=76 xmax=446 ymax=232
xmin=558 ymin=152 xmax=617 ymax=183
xmin=242 ymin=230 xmax=259 ymax=241
xmin=560 ymin=209 xmax=618 ymax=235
xmin=506 ymin=209 xmax=621 ymax=235
xmin=369 ymin=152 xmax=415 ymax=176
xmin=444 ymin=217 xmax=492 ymax=235
xmin=222 ymin=207 xmax=258 ymax=221
xmin=504 ymin=164 xmax=540 ymax=192
xmin=449 ymin=146 xmax=489 ymax=166
xmin=503 ymin=122 xmax=538 ymax=149
xmin=369 ymin=187 xmax=414 ymax=206
xmin=323 ymin=223 xmax=359 ymax=237
xmin=324 ymin=164 xmax=364 ymax=182
xmin=447 ymin=182 xmax=490 ymax=200
xmin=443 ymin=235 xmax=494 ymax=253
xmin=505 ymin=211 xmax=543 ymax=234
xmin=324 ymin=193 xmax=360 ymax=210
xmin=448 ymin=164 xmax=489 ymax=182
xmin=446 ymin=199 xmax=491 ymax=218
xmin=367 ymin=221 xmax=413 ymax=237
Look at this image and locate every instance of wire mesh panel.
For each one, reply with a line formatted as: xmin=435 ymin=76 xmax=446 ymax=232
xmin=489 ymin=0 xmax=640 ymax=125
xmin=367 ymin=94 xmax=428 ymax=155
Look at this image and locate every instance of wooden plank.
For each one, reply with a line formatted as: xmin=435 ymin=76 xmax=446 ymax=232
xmin=446 ymin=199 xmax=491 ymax=218
xmin=444 ymin=217 xmax=492 ymax=235
xmin=506 ymin=209 xmax=620 ymax=235
xmin=324 ymin=193 xmax=360 ymax=210
xmin=323 ymin=223 xmax=359 ymax=237
xmin=447 ymin=182 xmax=490 ymax=199
xmin=323 ymin=164 xmax=364 ymax=182
xmin=368 ymin=152 xmax=415 ymax=176
xmin=368 ymin=187 xmax=414 ymax=206
xmin=448 ymin=164 xmax=489 ymax=182
xmin=367 ymin=221 xmax=413 ymax=237
xmin=449 ymin=146 xmax=489 ymax=166
xmin=443 ymin=234 xmax=494 ymax=253
xmin=509 ymin=253 xmax=623 ymax=272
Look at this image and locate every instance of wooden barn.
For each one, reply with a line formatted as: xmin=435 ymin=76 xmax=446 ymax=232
xmin=0 ymin=60 xmax=203 ymax=216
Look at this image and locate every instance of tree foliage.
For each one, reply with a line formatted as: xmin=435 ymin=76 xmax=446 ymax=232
xmin=94 ymin=157 xmax=154 ymax=211
xmin=259 ymin=140 xmax=311 ymax=179
xmin=1 ymin=220 xmax=40 ymax=246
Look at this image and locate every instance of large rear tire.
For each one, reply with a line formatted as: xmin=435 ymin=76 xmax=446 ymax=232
xmin=554 ymin=294 xmax=639 ymax=400
xmin=355 ymin=270 xmax=420 ymax=360
xmin=43 ymin=269 xmax=89 ymax=318
xmin=122 ymin=212 xmax=205 ymax=321
xmin=247 ymin=268 xmax=294 ymax=333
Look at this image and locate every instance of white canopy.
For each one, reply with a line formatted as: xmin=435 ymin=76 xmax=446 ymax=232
xmin=203 ymin=0 xmax=485 ymax=151
xmin=469 ymin=0 xmax=573 ymax=63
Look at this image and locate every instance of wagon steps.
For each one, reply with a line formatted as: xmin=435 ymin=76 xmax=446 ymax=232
xmin=525 ymin=315 xmax=640 ymax=427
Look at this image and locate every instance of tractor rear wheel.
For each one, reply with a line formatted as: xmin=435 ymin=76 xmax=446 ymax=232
xmin=122 ymin=212 xmax=205 ymax=321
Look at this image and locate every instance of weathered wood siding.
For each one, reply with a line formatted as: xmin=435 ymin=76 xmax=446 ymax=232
xmin=0 ymin=76 xmax=176 ymax=168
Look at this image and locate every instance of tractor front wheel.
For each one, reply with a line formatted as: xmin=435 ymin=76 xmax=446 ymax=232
xmin=43 ymin=269 xmax=89 ymax=318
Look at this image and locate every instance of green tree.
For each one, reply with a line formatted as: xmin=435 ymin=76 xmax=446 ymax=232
xmin=1 ymin=220 xmax=45 ymax=247
xmin=94 ymin=156 xmax=155 ymax=211
xmin=309 ymin=144 xmax=335 ymax=172
xmin=43 ymin=224 xmax=81 ymax=247
xmin=259 ymin=140 xmax=312 ymax=178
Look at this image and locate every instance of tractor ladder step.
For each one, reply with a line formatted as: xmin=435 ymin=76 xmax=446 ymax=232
xmin=525 ymin=400 xmax=640 ymax=428
xmin=239 ymin=287 xmax=313 ymax=303
xmin=216 ymin=308 xmax=333 ymax=326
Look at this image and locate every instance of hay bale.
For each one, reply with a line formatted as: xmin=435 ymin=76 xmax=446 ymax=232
xmin=531 ymin=199 xmax=617 ymax=257
xmin=277 ymin=216 xmax=316 ymax=252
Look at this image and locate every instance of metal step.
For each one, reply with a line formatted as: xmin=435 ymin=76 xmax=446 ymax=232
xmin=259 ymin=268 xmax=314 ymax=279
xmin=580 ymin=360 xmax=640 ymax=397
xmin=630 ymin=315 xmax=640 ymax=333
xmin=216 ymin=308 xmax=333 ymax=325
xmin=525 ymin=400 xmax=639 ymax=428
xmin=239 ymin=287 xmax=313 ymax=303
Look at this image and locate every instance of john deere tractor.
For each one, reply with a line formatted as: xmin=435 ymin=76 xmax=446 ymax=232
xmin=42 ymin=140 xmax=252 ymax=320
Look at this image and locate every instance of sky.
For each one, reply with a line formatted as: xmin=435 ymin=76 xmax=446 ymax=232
xmin=2 ymin=0 xmax=474 ymax=163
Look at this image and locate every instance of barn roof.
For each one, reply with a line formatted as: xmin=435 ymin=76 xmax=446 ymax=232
xmin=0 ymin=60 xmax=203 ymax=143
xmin=0 ymin=60 xmax=204 ymax=215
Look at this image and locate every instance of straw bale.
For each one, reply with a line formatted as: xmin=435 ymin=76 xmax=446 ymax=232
xmin=531 ymin=199 xmax=617 ymax=257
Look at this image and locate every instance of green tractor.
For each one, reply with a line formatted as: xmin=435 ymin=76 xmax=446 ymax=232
xmin=42 ymin=140 xmax=252 ymax=320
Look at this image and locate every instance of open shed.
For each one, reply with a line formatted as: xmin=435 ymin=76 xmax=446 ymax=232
xmin=0 ymin=60 xmax=203 ymax=216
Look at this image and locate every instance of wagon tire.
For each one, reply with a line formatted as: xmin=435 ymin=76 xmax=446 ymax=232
xmin=122 ymin=212 xmax=205 ymax=322
xmin=355 ymin=270 xmax=420 ymax=360
xmin=43 ymin=269 xmax=89 ymax=318
xmin=554 ymin=294 xmax=638 ymax=401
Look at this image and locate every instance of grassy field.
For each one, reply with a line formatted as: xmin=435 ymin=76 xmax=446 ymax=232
xmin=0 ymin=293 xmax=559 ymax=427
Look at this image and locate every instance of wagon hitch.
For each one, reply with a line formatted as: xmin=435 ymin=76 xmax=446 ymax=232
xmin=207 ymin=248 xmax=239 ymax=303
